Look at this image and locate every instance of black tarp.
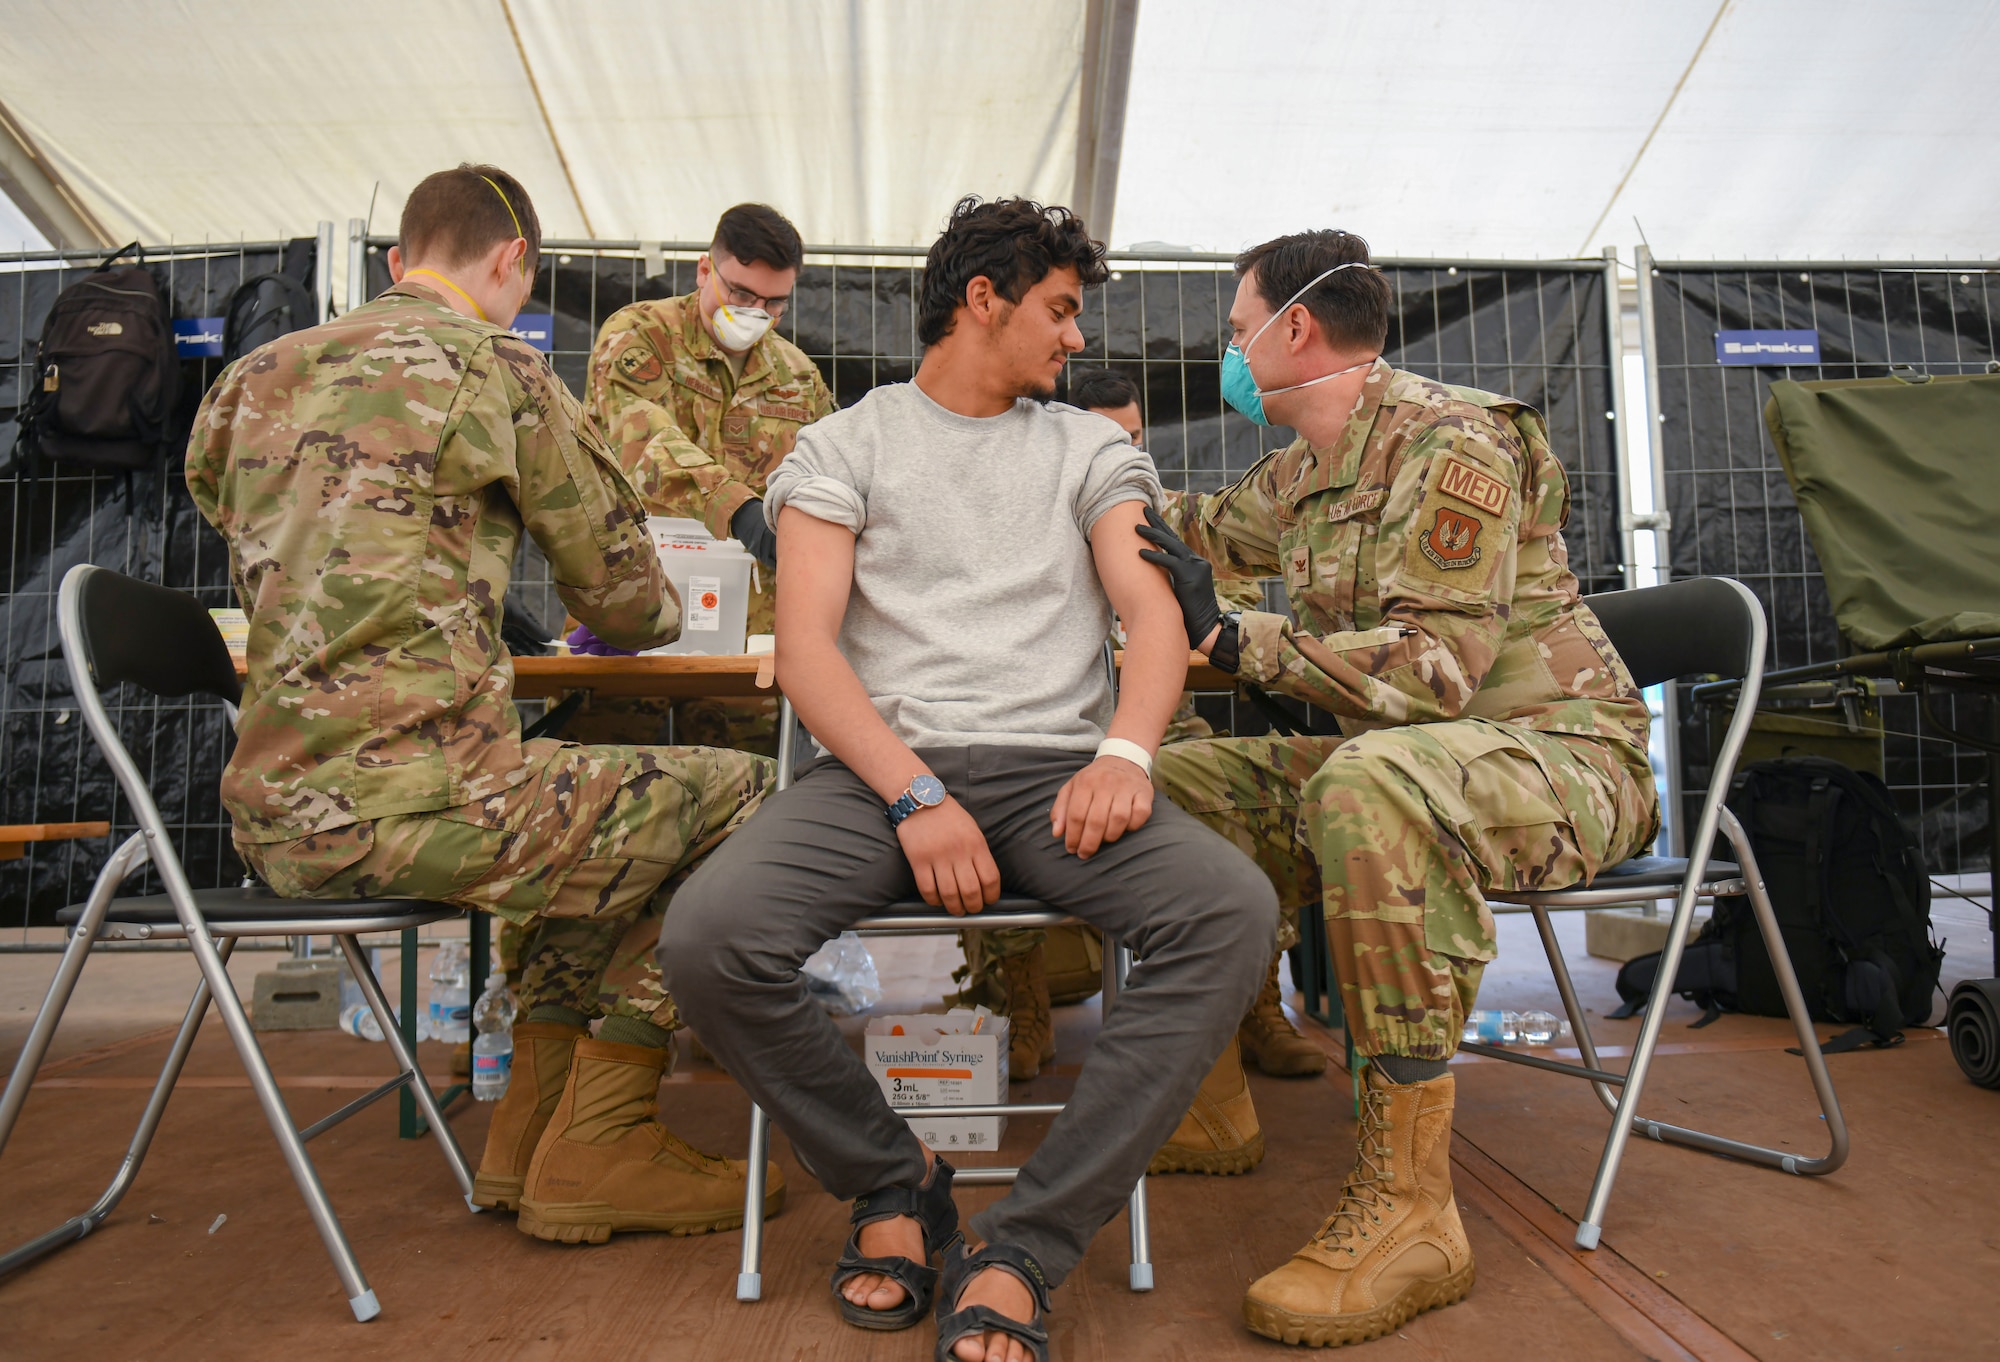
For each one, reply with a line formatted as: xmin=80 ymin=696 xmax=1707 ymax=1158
xmin=1652 ymin=265 xmax=1998 ymax=873
xmin=0 ymin=243 xmax=313 ymax=927
xmin=0 ymin=245 xmax=1616 ymax=928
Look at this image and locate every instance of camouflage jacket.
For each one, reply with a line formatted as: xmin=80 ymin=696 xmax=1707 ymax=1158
xmin=584 ymin=292 xmax=833 ymax=634
xmin=1163 ymin=360 xmax=1650 ymax=749
xmin=187 ymin=280 xmax=677 ymax=844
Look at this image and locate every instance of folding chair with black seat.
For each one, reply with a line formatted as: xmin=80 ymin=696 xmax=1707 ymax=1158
xmin=0 ymin=565 xmax=476 ymax=1321
xmin=734 ymin=644 xmax=1155 ymax=1301
xmin=1462 ymin=576 xmax=1850 ymax=1248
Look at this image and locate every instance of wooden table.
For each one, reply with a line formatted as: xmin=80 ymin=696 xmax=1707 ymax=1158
xmin=230 ymin=652 xmax=1236 ymax=698
xmin=505 ymin=651 xmax=1237 ymax=699
xmin=0 ymin=822 xmax=111 ymax=861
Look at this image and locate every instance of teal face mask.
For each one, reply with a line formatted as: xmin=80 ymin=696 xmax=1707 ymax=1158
xmin=1221 ymin=261 xmax=1376 ymax=425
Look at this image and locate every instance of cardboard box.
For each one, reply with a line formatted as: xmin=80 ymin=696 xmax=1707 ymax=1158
xmin=864 ymin=1009 xmax=1010 ymax=1153
xmin=251 ymin=958 xmax=341 ymax=1031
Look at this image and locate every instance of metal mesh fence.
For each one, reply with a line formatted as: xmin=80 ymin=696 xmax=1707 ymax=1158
xmin=0 ymin=240 xmax=319 ymax=934
xmin=1649 ymin=262 xmax=1999 ymax=873
xmin=0 ymin=239 xmax=1618 ymax=931
xmin=363 ymin=242 xmax=1626 ymax=647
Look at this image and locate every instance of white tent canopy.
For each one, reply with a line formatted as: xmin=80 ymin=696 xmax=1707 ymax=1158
xmin=1 ymin=0 xmax=1995 ymax=263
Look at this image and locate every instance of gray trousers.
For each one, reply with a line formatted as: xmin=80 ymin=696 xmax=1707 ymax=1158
xmin=661 ymin=745 xmax=1277 ymax=1284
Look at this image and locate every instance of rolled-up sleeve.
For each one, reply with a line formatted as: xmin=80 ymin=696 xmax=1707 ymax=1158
xmin=1075 ymin=437 xmax=1162 ymax=535
xmin=765 ymin=428 xmax=868 ymax=533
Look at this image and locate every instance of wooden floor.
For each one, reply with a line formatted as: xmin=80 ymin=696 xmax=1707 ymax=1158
xmin=3 ymin=912 xmax=1999 ymax=1360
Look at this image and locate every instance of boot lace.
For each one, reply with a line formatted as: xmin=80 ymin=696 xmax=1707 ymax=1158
xmin=650 ymin=1113 xmax=732 ymax=1174
xmin=1000 ymin=955 xmax=1050 ymax=1048
xmin=1311 ymin=1082 xmax=1396 ymax=1257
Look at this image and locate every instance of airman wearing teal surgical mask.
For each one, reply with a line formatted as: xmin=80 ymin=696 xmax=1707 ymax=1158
xmin=1219 ymin=260 xmax=1376 ymax=425
xmin=1140 ymin=228 xmax=1658 ymax=1348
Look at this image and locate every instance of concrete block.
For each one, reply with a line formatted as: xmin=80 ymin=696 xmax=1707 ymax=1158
xmin=1584 ymin=907 xmax=1705 ymax=964
xmin=251 ymin=958 xmax=341 ymax=1031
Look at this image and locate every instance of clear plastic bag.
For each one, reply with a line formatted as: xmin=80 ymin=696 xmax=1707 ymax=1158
xmin=802 ymin=931 xmax=883 ymax=1016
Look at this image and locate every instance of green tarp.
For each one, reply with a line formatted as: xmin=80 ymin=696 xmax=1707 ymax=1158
xmin=1765 ymin=372 xmax=2000 ymax=650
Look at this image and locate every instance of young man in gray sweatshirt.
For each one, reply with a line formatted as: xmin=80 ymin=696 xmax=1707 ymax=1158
xmin=662 ymin=198 xmax=1279 ymax=1362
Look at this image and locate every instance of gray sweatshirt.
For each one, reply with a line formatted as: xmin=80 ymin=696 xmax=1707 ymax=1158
xmin=764 ymin=380 xmax=1161 ymax=752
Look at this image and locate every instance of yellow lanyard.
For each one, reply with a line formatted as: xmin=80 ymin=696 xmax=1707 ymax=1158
xmin=404 ymin=269 xmax=488 ymax=321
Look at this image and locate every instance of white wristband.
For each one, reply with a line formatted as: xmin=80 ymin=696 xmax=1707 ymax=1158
xmin=1095 ymin=737 xmax=1154 ymax=778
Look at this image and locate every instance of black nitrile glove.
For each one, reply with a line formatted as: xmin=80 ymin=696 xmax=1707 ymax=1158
xmin=730 ymin=499 xmax=778 ymax=568
xmin=1136 ymin=505 xmax=1222 ymax=648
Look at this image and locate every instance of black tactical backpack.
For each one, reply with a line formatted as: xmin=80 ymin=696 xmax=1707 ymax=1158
xmin=221 ymin=239 xmax=319 ymax=363
xmin=16 ymin=245 xmax=180 ymax=472
xmin=1614 ymin=757 xmax=1942 ymax=1053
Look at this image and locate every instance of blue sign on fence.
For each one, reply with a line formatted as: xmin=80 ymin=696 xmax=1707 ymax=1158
xmin=173 ymin=317 xmax=225 ymax=358
xmin=1714 ymin=329 xmax=1820 ymax=366
xmin=510 ymin=313 xmax=555 ymax=352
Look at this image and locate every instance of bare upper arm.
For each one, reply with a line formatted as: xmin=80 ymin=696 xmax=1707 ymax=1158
xmin=774 ymin=504 xmax=857 ymax=646
xmin=1090 ymin=500 xmax=1180 ymax=624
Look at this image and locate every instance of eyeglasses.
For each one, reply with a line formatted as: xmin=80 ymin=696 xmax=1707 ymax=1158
xmin=710 ymin=261 xmax=790 ymax=318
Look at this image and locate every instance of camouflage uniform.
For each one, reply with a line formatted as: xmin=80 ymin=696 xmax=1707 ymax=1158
xmin=187 ymin=279 xmax=770 ymax=1029
xmin=1154 ymin=360 xmax=1658 ymax=1060
xmin=571 ymin=290 xmax=835 ymax=751
xmin=503 ymin=291 xmax=834 ymax=1014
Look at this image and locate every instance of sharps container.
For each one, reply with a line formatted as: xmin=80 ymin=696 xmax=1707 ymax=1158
xmin=645 ymin=517 xmax=753 ymax=655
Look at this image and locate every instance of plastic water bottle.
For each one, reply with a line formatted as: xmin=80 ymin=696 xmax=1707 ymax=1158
xmin=1462 ymin=1009 xmax=1518 ymax=1044
xmin=470 ymin=972 xmax=517 ymax=1102
xmin=338 ymin=1003 xmax=385 ymax=1042
xmin=427 ymin=941 xmax=471 ymax=1044
xmin=1515 ymin=1010 xmax=1570 ymax=1046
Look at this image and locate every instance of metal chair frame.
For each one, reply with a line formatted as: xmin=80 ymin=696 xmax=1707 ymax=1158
xmin=736 ymin=645 xmax=1154 ymax=1300
xmin=0 ymin=565 xmax=476 ymax=1321
xmin=1459 ymin=577 xmax=1849 ymax=1250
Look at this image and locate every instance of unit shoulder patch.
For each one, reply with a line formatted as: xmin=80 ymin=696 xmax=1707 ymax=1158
xmin=1436 ymin=456 xmax=1510 ymax=516
xmin=1418 ymin=506 xmax=1484 ymax=570
xmin=615 ymin=345 xmax=664 ymax=385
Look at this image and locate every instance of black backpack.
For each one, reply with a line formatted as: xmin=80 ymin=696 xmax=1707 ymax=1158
xmin=222 ymin=239 xmax=319 ymax=362
xmin=16 ymin=244 xmax=180 ymax=472
xmin=1614 ymin=757 xmax=1942 ymax=1053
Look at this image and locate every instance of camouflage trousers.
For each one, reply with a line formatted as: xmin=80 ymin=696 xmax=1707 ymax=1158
xmin=242 ymin=740 xmax=772 ymax=1028
xmin=1154 ymin=720 xmax=1657 ymax=1060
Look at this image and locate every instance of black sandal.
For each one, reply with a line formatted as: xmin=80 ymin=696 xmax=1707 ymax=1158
xmin=830 ymin=1156 xmax=960 ymax=1331
xmin=933 ymin=1239 xmax=1052 ymax=1362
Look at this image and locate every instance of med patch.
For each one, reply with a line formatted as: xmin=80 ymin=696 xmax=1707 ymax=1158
xmin=1436 ymin=457 xmax=1510 ymax=516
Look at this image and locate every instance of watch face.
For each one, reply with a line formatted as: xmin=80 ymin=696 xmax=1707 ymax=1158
xmin=910 ymin=774 xmax=947 ymax=807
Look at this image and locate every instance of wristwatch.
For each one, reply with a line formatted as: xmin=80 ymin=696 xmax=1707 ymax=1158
xmin=1210 ymin=611 xmax=1244 ymax=675
xmin=886 ymin=774 xmax=948 ymax=827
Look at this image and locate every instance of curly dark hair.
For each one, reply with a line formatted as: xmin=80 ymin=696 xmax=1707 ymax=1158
xmin=916 ymin=196 xmax=1109 ymax=347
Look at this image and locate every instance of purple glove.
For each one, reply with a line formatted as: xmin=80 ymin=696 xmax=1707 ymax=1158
xmin=566 ymin=623 xmax=639 ymax=657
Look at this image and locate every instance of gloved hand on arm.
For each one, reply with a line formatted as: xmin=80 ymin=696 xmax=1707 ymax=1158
xmin=1135 ymin=505 xmax=1221 ymax=648
xmin=731 ymin=499 xmax=779 ymax=569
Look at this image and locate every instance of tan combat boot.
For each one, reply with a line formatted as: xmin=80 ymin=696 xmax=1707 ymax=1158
xmin=1000 ymin=946 xmax=1056 ymax=1083
xmin=1239 ymin=951 xmax=1328 ymax=1077
xmin=1243 ymin=1066 xmax=1474 ymax=1346
xmin=1149 ymin=1041 xmax=1265 ymax=1175
xmin=470 ymin=1021 xmax=587 ymax=1210
xmin=516 ymin=1037 xmax=785 ymax=1244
